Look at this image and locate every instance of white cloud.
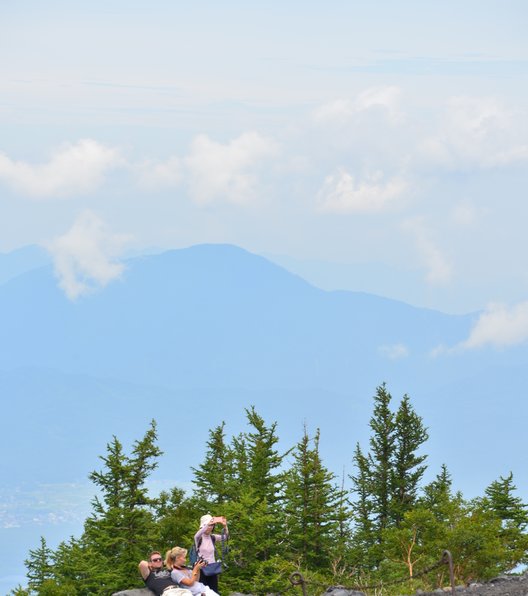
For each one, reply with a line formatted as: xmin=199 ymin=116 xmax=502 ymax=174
xmin=313 ymin=86 xmax=402 ymax=124
xmin=459 ymin=301 xmax=528 ymax=349
xmin=184 ymin=132 xmax=278 ymax=204
xmin=136 ymin=156 xmax=183 ymax=189
xmin=379 ymin=343 xmax=409 ymax=360
xmin=317 ymin=168 xmax=408 ymax=213
xmin=48 ymin=211 xmax=129 ymax=300
xmin=422 ymin=96 xmax=528 ymax=169
xmin=0 ymin=139 xmax=122 ymax=198
xmin=403 ymin=217 xmax=452 ymax=286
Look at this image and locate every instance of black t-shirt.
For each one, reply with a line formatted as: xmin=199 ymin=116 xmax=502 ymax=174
xmin=144 ymin=568 xmax=176 ymax=595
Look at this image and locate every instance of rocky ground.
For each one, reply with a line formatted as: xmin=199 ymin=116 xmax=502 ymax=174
xmin=416 ymin=574 xmax=528 ymax=596
xmin=113 ymin=574 xmax=528 ymax=596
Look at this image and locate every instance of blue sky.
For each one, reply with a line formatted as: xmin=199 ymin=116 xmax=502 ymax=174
xmin=1 ymin=0 xmax=528 ymax=317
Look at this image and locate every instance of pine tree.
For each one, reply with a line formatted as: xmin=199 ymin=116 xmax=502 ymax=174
xmin=50 ymin=536 xmax=90 ymax=593
xmin=243 ymin=406 xmax=286 ymax=505
xmin=24 ymin=537 xmax=53 ymax=593
xmin=420 ymin=464 xmax=463 ymax=524
xmin=349 ymin=443 xmax=377 ymax=569
xmin=81 ymin=421 xmax=161 ymax=592
xmin=391 ymin=395 xmax=429 ymax=524
xmin=349 ymin=385 xmax=431 ymax=570
xmin=367 ymin=383 xmax=396 ymax=540
xmin=282 ymin=427 xmax=348 ymax=568
xmin=154 ymin=487 xmax=202 ymax=553
xmin=481 ymin=473 xmax=528 ymax=569
xmin=192 ymin=422 xmax=236 ymax=504
xmin=211 ymin=405 xmax=290 ymax=578
xmin=483 ymin=472 xmax=528 ymax=529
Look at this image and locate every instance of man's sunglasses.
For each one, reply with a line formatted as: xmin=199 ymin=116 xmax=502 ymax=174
xmin=151 ymin=557 xmax=163 ymax=562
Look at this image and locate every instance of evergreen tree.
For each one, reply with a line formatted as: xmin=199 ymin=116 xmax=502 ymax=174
xmin=220 ymin=488 xmax=278 ymax=591
xmin=231 ymin=431 xmax=249 ymax=487
xmin=50 ymin=536 xmax=89 ymax=593
xmin=420 ymin=464 xmax=464 ymax=524
xmin=480 ymin=473 xmax=528 ymax=568
xmin=349 ymin=385 xmax=431 ymax=570
xmin=24 ymin=537 xmax=53 ymax=593
xmin=230 ymin=407 xmax=288 ymax=564
xmin=154 ymin=487 xmax=202 ymax=553
xmin=367 ymin=383 xmax=396 ymax=540
xmin=80 ymin=420 xmax=162 ymax=593
xmin=391 ymin=395 xmax=429 ymax=524
xmin=483 ymin=472 xmax=528 ymax=529
xmin=243 ymin=406 xmax=286 ymax=505
xmin=349 ymin=443 xmax=377 ymax=569
xmin=192 ymin=422 xmax=236 ymax=505
xmin=282 ymin=427 xmax=348 ymax=568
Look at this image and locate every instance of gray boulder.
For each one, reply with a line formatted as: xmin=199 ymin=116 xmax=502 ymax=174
xmin=324 ymin=587 xmax=366 ymax=596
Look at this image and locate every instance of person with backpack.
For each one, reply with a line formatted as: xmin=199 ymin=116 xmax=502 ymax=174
xmin=193 ymin=514 xmax=229 ymax=595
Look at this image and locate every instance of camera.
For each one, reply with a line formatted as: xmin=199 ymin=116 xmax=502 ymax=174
xmin=196 ymin=556 xmax=207 ymax=565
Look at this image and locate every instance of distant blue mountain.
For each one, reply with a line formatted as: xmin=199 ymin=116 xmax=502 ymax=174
xmin=1 ymin=243 xmax=526 ymax=492
xmin=0 ymin=244 xmax=474 ymax=387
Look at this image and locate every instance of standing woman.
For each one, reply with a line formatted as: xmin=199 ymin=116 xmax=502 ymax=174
xmin=194 ymin=514 xmax=229 ymax=595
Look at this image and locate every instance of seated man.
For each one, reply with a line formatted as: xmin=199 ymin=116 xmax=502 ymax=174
xmin=139 ymin=550 xmax=191 ymax=596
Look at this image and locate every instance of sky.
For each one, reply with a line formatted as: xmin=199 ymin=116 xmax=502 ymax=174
xmin=1 ymin=0 xmax=528 ymax=316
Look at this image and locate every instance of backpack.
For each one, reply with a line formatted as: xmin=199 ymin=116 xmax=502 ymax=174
xmin=189 ymin=534 xmax=216 ymax=566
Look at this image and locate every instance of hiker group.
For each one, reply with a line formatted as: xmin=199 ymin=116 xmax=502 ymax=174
xmin=139 ymin=514 xmax=229 ymax=596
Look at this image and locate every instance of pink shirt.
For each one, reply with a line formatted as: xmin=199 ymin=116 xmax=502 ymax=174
xmin=194 ymin=526 xmax=228 ymax=564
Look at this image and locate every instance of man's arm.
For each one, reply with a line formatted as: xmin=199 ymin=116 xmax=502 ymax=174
xmin=138 ymin=560 xmax=151 ymax=580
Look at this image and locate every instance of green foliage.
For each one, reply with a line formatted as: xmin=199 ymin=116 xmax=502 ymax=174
xmin=392 ymin=395 xmax=429 ymax=523
xmin=368 ymin=383 xmax=396 ymax=539
xmin=479 ymin=473 xmax=528 ymax=568
xmin=232 ymin=554 xmax=298 ymax=595
xmin=282 ymin=426 xmax=349 ymax=568
xmin=79 ymin=420 xmax=162 ymax=593
xmin=242 ymin=406 xmax=287 ymax=505
xmin=420 ymin=464 xmax=464 ymax=524
xmin=483 ymin=472 xmax=528 ymax=529
xmin=192 ymin=422 xmax=237 ymax=504
xmin=19 ymin=391 xmax=528 ymax=595
xmin=25 ymin=537 xmax=53 ymax=592
xmin=447 ymin=504 xmax=507 ymax=583
xmin=349 ymin=384 xmax=429 ymax=570
xmin=154 ymin=488 xmax=203 ymax=550
xmin=9 ymin=585 xmax=29 ymax=596
xmin=382 ymin=507 xmax=445 ymax=580
xmin=350 ymin=442 xmax=377 ymax=568
xmin=221 ymin=488 xmax=275 ymax=574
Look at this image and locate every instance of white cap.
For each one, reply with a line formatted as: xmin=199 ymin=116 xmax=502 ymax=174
xmin=200 ymin=514 xmax=214 ymax=527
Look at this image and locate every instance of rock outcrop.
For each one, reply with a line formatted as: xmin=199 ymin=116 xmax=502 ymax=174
xmin=112 ymin=574 xmax=528 ymax=596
